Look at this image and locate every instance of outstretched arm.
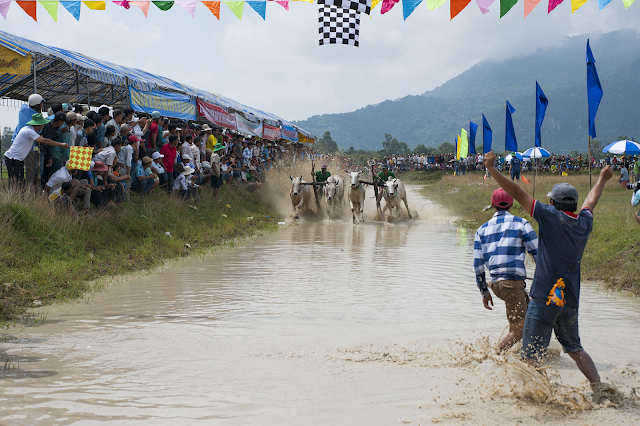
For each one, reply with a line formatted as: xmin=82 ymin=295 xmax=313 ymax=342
xmin=582 ymin=165 xmax=613 ymax=211
xmin=485 ymin=152 xmax=534 ymax=216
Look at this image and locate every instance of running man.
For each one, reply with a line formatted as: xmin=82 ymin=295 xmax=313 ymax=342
xmin=484 ymin=151 xmax=617 ymax=397
xmin=474 ymin=188 xmax=538 ymax=353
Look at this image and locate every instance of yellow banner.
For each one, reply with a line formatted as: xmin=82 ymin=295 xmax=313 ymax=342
xmin=0 ymin=46 xmax=32 ymax=75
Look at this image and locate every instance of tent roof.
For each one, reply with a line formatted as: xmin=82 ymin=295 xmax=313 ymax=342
xmin=0 ymin=30 xmax=304 ymax=133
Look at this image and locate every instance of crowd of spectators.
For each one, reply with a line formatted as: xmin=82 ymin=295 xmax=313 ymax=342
xmin=2 ymin=93 xmax=314 ymax=213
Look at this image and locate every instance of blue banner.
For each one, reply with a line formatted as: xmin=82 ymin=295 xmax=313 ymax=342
xmin=129 ymin=87 xmax=196 ymax=121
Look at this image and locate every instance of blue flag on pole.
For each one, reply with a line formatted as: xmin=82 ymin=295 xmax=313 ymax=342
xmin=535 ymin=81 xmax=548 ymax=148
xmin=587 ymin=39 xmax=603 ymax=138
xmin=482 ymin=114 xmax=492 ymax=154
xmin=505 ymin=101 xmax=517 ymax=152
xmin=468 ymin=122 xmax=477 ymax=155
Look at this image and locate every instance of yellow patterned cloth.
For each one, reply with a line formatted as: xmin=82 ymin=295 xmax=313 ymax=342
xmin=67 ymin=146 xmax=93 ymax=171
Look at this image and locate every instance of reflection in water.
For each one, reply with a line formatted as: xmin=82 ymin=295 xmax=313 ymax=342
xmin=1 ymin=189 xmax=640 ymax=425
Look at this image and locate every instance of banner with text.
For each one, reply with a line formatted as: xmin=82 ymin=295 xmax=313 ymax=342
xmin=280 ymin=124 xmax=298 ymax=142
xmin=235 ymin=113 xmax=264 ymax=137
xmin=263 ymin=124 xmax=282 ymax=141
xmin=0 ymin=46 xmax=32 ymax=75
xmin=197 ymin=99 xmax=237 ymax=130
xmin=129 ymin=87 xmax=196 ymax=121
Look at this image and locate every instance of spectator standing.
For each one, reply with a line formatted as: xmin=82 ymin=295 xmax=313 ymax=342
xmin=160 ymin=134 xmax=179 ymax=192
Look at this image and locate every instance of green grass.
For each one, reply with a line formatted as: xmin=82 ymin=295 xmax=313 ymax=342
xmin=0 ymin=183 xmax=281 ymax=322
xmin=419 ymin=171 xmax=640 ymax=292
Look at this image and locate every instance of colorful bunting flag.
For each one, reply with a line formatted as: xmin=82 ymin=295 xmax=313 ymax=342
xmin=476 ymin=0 xmax=494 ymax=13
xmin=0 ymin=0 xmax=10 ymax=19
xmin=548 ymin=0 xmax=563 ymax=13
xmin=201 ymin=0 xmax=220 ymax=17
xmin=622 ymin=0 xmax=635 ymax=7
xmin=371 ymin=0 xmax=381 ymax=9
xmin=402 ymin=0 xmax=422 ymax=18
xmin=130 ymin=0 xmax=150 ymax=15
xmin=381 ymin=0 xmax=399 ymax=13
xmin=427 ymin=0 xmax=445 ymax=9
xmin=523 ymin=0 xmax=540 ymax=16
xmin=176 ymin=0 xmax=196 ymax=16
xmin=113 ymin=0 xmax=131 ymax=8
xmin=39 ymin=0 xmax=58 ymax=21
xmin=276 ymin=0 xmax=289 ymax=8
xmin=16 ymin=1 xmax=37 ymax=21
xmin=246 ymin=0 xmax=266 ymax=18
xmin=571 ymin=0 xmax=587 ymax=12
xmin=459 ymin=128 xmax=469 ymax=159
xmin=61 ymin=0 xmax=81 ymax=19
xmin=292 ymin=0 xmax=313 ymax=3
xmin=469 ymin=121 xmax=477 ymax=155
xmin=450 ymin=0 xmax=471 ymax=19
xmin=84 ymin=1 xmax=106 ymax=9
xmin=597 ymin=0 xmax=613 ymax=9
xmin=223 ymin=0 xmax=243 ymax=19
xmin=500 ymin=0 xmax=517 ymax=17
xmin=152 ymin=0 xmax=174 ymax=10
xmin=505 ymin=101 xmax=517 ymax=152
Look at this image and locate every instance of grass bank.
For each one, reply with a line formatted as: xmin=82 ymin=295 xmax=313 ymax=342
xmin=415 ymin=170 xmax=640 ymax=292
xmin=0 ymin=183 xmax=280 ymax=322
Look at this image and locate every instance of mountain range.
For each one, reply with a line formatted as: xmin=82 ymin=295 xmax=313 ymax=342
xmin=293 ymin=30 xmax=640 ymax=155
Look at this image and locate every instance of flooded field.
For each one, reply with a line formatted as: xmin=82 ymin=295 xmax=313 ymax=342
xmin=1 ymin=187 xmax=640 ymax=425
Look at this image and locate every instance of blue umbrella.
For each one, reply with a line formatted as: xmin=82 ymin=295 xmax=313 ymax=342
xmin=522 ymin=147 xmax=551 ymax=158
xmin=602 ymin=140 xmax=640 ymax=155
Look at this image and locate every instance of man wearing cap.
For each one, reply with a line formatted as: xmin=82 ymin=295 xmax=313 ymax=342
xmin=4 ymin=113 xmax=69 ymax=186
xmin=10 ymin=94 xmax=45 ymax=185
xmin=484 ymin=151 xmax=616 ymax=397
xmin=202 ymin=125 xmax=215 ymax=151
xmin=510 ymin=153 xmax=521 ymax=181
xmin=151 ymin=151 xmax=167 ymax=186
xmin=131 ymin=156 xmax=158 ymax=195
xmin=375 ymin=164 xmax=395 ymax=183
xmin=148 ymin=111 xmax=162 ymax=150
xmin=474 ymin=187 xmax=538 ymax=353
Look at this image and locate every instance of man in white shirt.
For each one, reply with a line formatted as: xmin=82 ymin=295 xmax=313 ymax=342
xmin=242 ymin=141 xmax=252 ymax=166
xmin=4 ymin=113 xmax=69 ymax=186
xmin=93 ymin=139 xmax=122 ymax=167
xmin=44 ymin=164 xmax=91 ymax=208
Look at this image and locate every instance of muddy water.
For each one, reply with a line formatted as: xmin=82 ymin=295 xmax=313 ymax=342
xmin=2 ymin=187 xmax=640 ymax=425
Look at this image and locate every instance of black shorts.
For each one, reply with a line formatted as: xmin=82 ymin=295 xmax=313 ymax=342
xmin=210 ymin=174 xmax=222 ymax=188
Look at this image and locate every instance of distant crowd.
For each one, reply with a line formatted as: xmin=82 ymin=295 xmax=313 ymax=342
xmin=2 ymin=93 xmax=315 ymax=214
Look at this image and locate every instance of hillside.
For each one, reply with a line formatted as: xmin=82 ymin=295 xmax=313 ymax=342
xmin=294 ymin=30 xmax=640 ymax=154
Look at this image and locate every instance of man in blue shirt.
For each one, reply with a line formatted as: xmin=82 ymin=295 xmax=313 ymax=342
xmin=484 ymin=151 xmax=615 ymax=397
xmin=510 ymin=155 xmax=521 ymax=181
xmin=474 ymin=188 xmax=538 ymax=353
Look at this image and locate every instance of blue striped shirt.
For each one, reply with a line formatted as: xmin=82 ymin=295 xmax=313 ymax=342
xmin=474 ymin=211 xmax=538 ymax=282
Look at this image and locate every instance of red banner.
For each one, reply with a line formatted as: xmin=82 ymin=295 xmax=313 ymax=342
xmin=263 ymin=124 xmax=281 ymax=141
xmin=197 ymin=99 xmax=237 ymax=130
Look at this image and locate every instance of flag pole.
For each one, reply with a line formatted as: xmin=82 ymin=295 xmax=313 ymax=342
xmin=533 ymin=157 xmax=536 ymax=198
xmin=587 ymin=135 xmax=591 ymax=191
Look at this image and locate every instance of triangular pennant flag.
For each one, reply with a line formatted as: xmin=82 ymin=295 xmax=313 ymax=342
xmin=61 ymin=0 xmax=81 ymax=19
xmin=0 ymin=0 xmax=10 ymax=19
xmin=113 ymin=0 xmax=130 ymax=8
xmin=500 ymin=0 xmax=517 ymax=16
xmin=450 ymin=0 xmax=471 ymax=18
xmin=130 ymin=0 xmax=150 ymax=14
xmin=83 ymin=1 xmax=106 ymax=9
xmin=597 ymin=0 xmax=612 ymax=8
xmin=426 ymin=0 xmax=445 ymax=8
xmin=246 ymin=1 xmax=266 ymax=18
xmin=16 ymin=1 xmax=37 ymax=21
xmin=570 ymin=0 xmax=587 ymax=11
xmin=202 ymin=1 xmax=220 ymax=17
xmin=276 ymin=0 xmax=289 ymax=8
xmin=402 ymin=0 xmax=422 ymax=18
xmin=622 ymin=0 xmax=635 ymax=7
xmin=176 ymin=0 xmax=196 ymax=16
xmin=152 ymin=0 xmax=174 ymax=10
xmin=39 ymin=0 xmax=58 ymax=21
xmin=201 ymin=0 xmax=220 ymax=17
xmin=523 ymin=0 xmax=540 ymax=15
xmin=222 ymin=0 xmax=243 ymax=19
xmin=522 ymin=175 xmax=530 ymax=184
xmin=548 ymin=0 xmax=564 ymax=12
xmin=381 ymin=0 xmax=400 ymax=13
xmin=371 ymin=0 xmax=381 ymax=9
xmin=292 ymin=0 xmax=313 ymax=3
xmin=476 ymin=0 xmax=495 ymax=13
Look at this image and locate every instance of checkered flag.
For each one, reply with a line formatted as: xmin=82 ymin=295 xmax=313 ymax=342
xmin=317 ymin=0 xmax=371 ymax=15
xmin=319 ymin=6 xmax=360 ymax=47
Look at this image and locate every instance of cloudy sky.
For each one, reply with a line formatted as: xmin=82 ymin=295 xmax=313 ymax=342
xmin=0 ymin=0 xmax=639 ymax=127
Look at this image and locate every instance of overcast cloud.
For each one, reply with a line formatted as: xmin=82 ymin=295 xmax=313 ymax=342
xmin=0 ymin=0 xmax=638 ymax=127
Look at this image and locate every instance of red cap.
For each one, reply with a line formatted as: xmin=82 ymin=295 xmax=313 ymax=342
xmin=128 ymin=135 xmax=142 ymax=143
xmin=491 ymin=188 xmax=513 ymax=208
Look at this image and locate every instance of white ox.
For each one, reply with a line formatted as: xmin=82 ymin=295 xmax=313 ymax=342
xmin=290 ymin=175 xmax=311 ymax=219
xmin=347 ymin=171 xmax=366 ymax=224
xmin=381 ymin=177 xmax=412 ymax=220
xmin=323 ymin=175 xmax=345 ymax=219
